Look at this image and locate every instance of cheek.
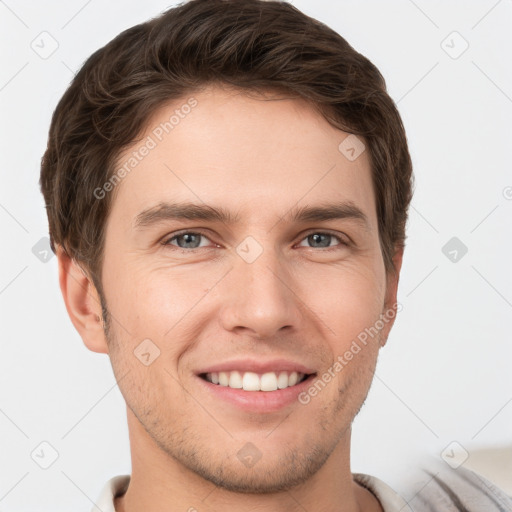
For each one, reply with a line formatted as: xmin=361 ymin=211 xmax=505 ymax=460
xmin=296 ymin=259 xmax=386 ymax=347
xmin=103 ymin=260 xmax=226 ymax=349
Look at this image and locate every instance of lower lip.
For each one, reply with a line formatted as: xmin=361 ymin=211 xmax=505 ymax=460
xmin=195 ymin=374 xmax=317 ymax=413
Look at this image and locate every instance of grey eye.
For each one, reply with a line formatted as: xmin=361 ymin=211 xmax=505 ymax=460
xmin=307 ymin=233 xmax=332 ymax=248
xmin=169 ymin=233 xmax=206 ymax=249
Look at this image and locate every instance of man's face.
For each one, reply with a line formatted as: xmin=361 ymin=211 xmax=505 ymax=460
xmin=99 ymin=85 xmax=399 ymax=492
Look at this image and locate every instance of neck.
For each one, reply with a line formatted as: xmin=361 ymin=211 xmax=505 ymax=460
xmin=114 ymin=407 xmax=383 ymax=512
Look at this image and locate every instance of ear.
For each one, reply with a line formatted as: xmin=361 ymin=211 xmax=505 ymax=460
xmin=57 ymin=245 xmax=109 ymax=354
xmin=379 ymin=247 xmax=404 ymax=347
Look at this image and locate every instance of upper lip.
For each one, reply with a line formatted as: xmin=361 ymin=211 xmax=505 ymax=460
xmin=196 ymin=358 xmax=316 ymax=375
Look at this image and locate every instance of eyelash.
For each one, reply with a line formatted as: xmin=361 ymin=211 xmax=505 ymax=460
xmin=161 ymin=230 xmax=350 ymax=252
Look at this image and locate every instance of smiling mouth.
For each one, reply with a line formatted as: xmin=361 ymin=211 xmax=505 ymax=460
xmin=199 ymin=370 xmax=314 ymax=392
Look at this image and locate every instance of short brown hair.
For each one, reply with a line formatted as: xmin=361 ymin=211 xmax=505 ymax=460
xmin=40 ymin=0 xmax=413 ymax=294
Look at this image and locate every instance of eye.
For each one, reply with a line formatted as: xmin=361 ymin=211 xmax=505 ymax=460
xmin=297 ymin=232 xmax=347 ymax=249
xmin=163 ymin=231 xmax=213 ymax=249
xmin=161 ymin=230 xmax=348 ymax=252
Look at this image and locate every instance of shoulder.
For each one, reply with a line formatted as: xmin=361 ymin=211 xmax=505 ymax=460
xmin=406 ymin=461 xmax=512 ymax=512
xmin=355 ymin=458 xmax=512 ymax=512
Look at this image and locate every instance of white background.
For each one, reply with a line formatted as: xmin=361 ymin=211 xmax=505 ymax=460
xmin=1 ymin=0 xmax=511 ymax=510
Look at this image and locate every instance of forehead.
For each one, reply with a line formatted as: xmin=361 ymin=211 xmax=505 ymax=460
xmin=109 ymin=85 xmax=376 ymax=229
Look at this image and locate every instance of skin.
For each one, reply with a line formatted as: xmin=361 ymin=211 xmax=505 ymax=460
xmin=58 ymin=84 xmax=403 ymax=512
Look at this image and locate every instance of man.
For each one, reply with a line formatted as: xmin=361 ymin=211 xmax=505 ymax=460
xmin=39 ymin=1 xmax=512 ymax=510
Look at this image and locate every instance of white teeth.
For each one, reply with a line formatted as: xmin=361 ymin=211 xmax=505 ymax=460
xmin=277 ymin=371 xmax=289 ymax=389
xmin=228 ymin=371 xmax=243 ymax=389
xmin=260 ymin=372 xmax=278 ymax=391
xmin=218 ymin=371 xmax=229 ymax=386
xmin=204 ymin=370 xmax=306 ymax=391
xmin=243 ymin=372 xmax=260 ymax=391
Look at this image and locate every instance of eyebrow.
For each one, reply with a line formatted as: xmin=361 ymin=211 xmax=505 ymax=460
xmin=134 ymin=201 xmax=370 ymax=231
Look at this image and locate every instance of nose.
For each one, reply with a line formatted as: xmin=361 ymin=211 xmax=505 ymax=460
xmin=218 ymin=245 xmax=303 ymax=340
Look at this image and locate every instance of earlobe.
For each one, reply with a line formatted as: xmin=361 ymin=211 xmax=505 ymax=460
xmin=57 ymin=246 xmax=109 ymax=354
